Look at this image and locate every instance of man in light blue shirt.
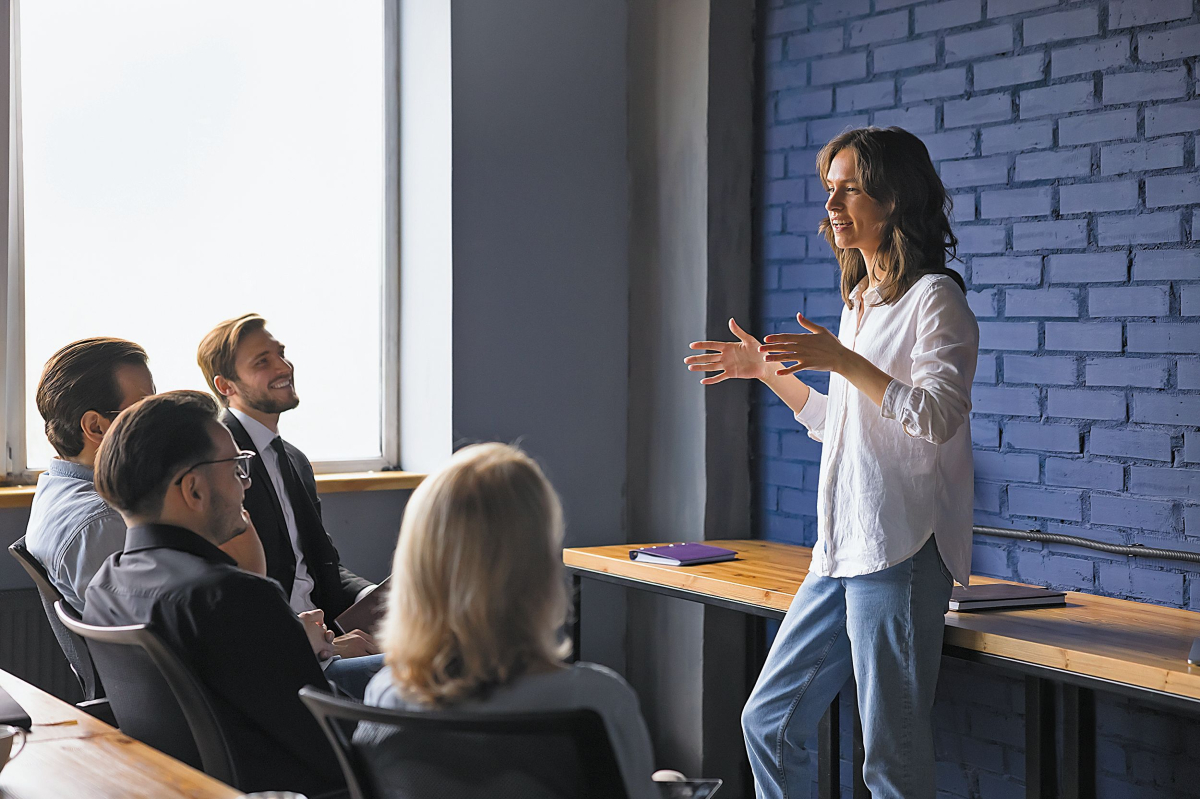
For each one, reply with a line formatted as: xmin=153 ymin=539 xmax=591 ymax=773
xmin=27 ymin=338 xmax=271 ymax=611
xmin=27 ymin=459 xmax=131 ymax=612
xmin=25 ymin=338 xmax=156 ymax=611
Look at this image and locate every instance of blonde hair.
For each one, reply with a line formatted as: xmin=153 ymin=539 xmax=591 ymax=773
xmin=196 ymin=313 xmax=267 ymax=406
xmin=380 ymin=442 xmax=570 ymax=705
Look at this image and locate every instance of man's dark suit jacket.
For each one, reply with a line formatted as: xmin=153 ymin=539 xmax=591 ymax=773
xmin=222 ymin=410 xmax=370 ymax=620
xmin=84 ymin=524 xmax=343 ymax=795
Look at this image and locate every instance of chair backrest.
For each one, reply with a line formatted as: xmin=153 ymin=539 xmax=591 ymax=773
xmin=8 ymin=536 xmax=103 ymax=701
xmin=298 ymin=685 xmax=629 ymax=799
xmin=53 ymin=600 xmax=240 ymax=788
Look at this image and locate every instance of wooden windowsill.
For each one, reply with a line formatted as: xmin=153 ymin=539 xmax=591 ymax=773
xmin=313 ymin=471 xmax=426 ymax=493
xmin=0 ymin=471 xmax=425 ymax=510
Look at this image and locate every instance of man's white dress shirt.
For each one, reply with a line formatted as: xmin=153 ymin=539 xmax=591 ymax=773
xmin=794 ymin=273 xmax=979 ymax=585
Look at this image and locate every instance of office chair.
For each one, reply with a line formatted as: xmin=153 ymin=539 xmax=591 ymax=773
xmin=8 ymin=537 xmax=114 ymax=723
xmin=54 ymin=600 xmax=240 ymax=788
xmin=298 ymin=685 xmax=629 ymax=798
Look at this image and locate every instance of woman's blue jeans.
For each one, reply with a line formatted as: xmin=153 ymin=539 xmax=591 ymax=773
xmin=742 ymin=535 xmax=954 ymax=798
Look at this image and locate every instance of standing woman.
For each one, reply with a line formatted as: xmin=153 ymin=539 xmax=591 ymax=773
xmin=685 ymin=126 xmax=978 ymax=798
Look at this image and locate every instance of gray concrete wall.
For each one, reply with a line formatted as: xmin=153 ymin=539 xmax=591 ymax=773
xmin=317 ymin=490 xmax=411 ymax=584
xmin=625 ymin=0 xmax=756 ymax=787
xmin=449 ymin=0 xmax=630 ymax=552
xmin=625 ymin=0 xmax=711 ymax=776
xmin=449 ymin=0 xmax=632 ymax=672
xmin=699 ymin=5 xmax=757 ymax=787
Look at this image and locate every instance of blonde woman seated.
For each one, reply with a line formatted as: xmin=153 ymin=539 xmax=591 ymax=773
xmin=356 ymin=443 xmax=658 ymax=797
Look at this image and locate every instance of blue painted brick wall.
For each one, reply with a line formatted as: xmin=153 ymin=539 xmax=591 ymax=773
xmin=756 ymin=0 xmax=1200 ymax=795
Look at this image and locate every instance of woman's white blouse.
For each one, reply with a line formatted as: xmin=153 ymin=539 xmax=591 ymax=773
xmin=794 ymin=273 xmax=979 ymax=585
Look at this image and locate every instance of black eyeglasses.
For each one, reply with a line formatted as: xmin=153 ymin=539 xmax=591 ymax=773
xmin=174 ymin=450 xmax=256 ymax=485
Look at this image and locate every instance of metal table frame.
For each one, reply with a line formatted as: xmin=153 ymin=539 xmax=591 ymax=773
xmin=568 ymin=566 xmax=1200 ymax=799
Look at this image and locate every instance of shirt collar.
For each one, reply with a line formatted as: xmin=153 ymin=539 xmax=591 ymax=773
xmin=849 ymin=280 xmax=883 ymax=308
xmin=228 ymin=407 xmax=280 ymax=453
xmin=46 ymin=458 xmax=95 ymax=482
xmin=123 ymin=523 xmax=238 ymax=566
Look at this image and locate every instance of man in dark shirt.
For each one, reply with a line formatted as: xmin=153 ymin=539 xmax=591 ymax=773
xmin=84 ymin=390 xmax=342 ymax=795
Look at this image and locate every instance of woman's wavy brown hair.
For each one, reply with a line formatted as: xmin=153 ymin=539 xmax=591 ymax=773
xmin=379 ymin=442 xmax=570 ymax=706
xmin=816 ymin=126 xmax=964 ymax=307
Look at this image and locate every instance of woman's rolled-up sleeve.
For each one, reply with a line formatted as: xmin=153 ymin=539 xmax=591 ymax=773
xmin=794 ymin=389 xmax=829 ymax=442
xmin=880 ymin=278 xmax=979 ymax=445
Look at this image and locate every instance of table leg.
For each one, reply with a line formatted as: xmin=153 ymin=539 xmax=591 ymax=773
xmin=850 ymin=693 xmax=867 ymax=799
xmin=737 ymin=616 xmax=769 ymax=797
xmin=746 ymin=616 xmax=768 ymax=693
xmin=1061 ymin=685 xmax=1096 ymax=798
xmin=817 ymin=697 xmax=841 ymax=798
xmin=570 ymin=573 xmax=582 ymax=663
xmin=1024 ymin=676 xmax=1058 ymax=798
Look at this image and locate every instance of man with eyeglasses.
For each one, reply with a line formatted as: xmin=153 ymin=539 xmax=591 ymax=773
xmin=25 ymin=338 xmax=264 ymax=612
xmin=84 ymin=390 xmax=343 ymax=796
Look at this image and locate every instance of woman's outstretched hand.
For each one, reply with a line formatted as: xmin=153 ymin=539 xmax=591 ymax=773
xmin=760 ymin=313 xmax=851 ymax=376
xmin=685 ymin=318 xmax=773 ymax=384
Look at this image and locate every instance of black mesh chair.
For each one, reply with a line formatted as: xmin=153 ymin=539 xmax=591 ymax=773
xmin=53 ymin=600 xmax=240 ymax=788
xmin=8 ymin=536 xmax=114 ymax=723
xmin=298 ymin=685 xmax=629 ymax=798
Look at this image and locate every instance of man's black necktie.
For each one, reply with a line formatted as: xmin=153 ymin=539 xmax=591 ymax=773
xmin=270 ymin=436 xmax=319 ymax=535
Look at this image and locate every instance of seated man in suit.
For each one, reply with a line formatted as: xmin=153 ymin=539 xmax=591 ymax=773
xmin=197 ymin=314 xmax=382 ymax=694
xmin=85 ymin=390 xmax=344 ymax=796
xmin=25 ymin=338 xmax=264 ymax=611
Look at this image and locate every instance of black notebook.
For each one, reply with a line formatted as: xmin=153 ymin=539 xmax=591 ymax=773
xmin=0 ymin=683 xmax=31 ymax=730
xmin=334 ymin=577 xmax=391 ymax=636
xmin=949 ymin=583 xmax=1066 ymax=612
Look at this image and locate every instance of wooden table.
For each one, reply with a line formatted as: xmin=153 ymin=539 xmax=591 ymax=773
xmin=565 ymin=540 xmax=1200 ymax=799
xmin=0 ymin=669 xmax=238 ymax=799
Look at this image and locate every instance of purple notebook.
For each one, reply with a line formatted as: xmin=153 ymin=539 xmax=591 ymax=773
xmin=629 ymin=542 xmax=737 ymax=566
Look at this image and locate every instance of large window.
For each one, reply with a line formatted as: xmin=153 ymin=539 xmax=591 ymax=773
xmin=8 ymin=0 xmax=396 ymax=474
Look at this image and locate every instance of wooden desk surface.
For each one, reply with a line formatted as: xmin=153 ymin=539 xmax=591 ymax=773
xmin=564 ymin=540 xmax=1200 ymax=702
xmin=0 ymin=670 xmax=238 ymax=799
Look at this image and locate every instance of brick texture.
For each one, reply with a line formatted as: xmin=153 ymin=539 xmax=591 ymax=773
xmin=757 ymin=1 xmax=1200 ymax=794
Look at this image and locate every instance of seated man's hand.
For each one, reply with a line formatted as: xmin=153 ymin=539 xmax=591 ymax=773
xmin=299 ymin=609 xmax=335 ymax=660
xmin=334 ymin=629 xmax=381 ymax=658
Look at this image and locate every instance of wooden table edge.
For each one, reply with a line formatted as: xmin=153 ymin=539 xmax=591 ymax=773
xmin=564 ymin=542 xmax=1200 ymax=704
xmin=0 ymin=669 xmax=239 ymax=798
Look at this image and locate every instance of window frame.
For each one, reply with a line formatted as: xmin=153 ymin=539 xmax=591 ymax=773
xmin=0 ymin=0 xmax=402 ymax=481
